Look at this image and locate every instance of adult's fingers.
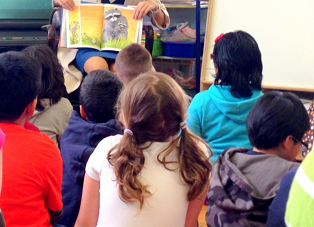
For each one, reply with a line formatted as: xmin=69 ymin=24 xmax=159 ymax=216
xmin=132 ymin=2 xmax=152 ymax=20
xmin=58 ymin=0 xmax=75 ymax=10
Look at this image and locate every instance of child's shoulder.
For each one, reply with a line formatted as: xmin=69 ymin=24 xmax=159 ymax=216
xmin=96 ymin=134 xmax=123 ymax=151
xmin=194 ymin=138 xmax=210 ymax=158
xmin=89 ymin=134 xmax=123 ymax=163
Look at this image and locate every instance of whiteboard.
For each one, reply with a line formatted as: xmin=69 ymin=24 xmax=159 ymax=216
xmin=201 ymin=0 xmax=314 ymax=92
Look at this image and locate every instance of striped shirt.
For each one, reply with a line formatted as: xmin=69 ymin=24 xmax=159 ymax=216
xmin=285 ymin=149 xmax=314 ymax=226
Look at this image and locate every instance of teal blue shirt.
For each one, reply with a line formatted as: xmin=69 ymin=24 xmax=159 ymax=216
xmin=187 ymin=85 xmax=263 ymax=162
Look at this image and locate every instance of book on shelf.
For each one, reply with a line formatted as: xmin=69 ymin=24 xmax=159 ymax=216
xmin=59 ymin=3 xmax=143 ymax=51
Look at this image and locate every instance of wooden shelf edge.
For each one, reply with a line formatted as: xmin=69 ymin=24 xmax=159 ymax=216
xmin=153 ymin=55 xmax=197 ymax=60
xmin=164 ymin=4 xmax=208 ymax=9
xmin=261 ymin=85 xmax=314 ymax=92
xmin=201 ymin=81 xmax=314 ymax=92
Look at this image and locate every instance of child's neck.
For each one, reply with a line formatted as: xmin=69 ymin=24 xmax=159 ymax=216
xmin=252 ymin=146 xmax=292 ymax=161
xmin=12 ymin=111 xmax=31 ymax=126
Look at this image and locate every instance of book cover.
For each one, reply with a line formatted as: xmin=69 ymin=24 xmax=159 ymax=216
xmin=60 ymin=3 xmax=143 ymax=51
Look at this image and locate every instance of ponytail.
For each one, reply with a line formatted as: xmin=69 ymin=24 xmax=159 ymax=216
xmin=107 ymin=134 xmax=152 ymax=210
xmin=179 ymin=128 xmax=212 ymax=201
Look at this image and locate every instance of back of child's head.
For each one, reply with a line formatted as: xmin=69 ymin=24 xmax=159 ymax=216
xmin=108 ymin=71 xmax=212 ymax=210
xmin=22 ymin=45 xmax=67 ymax=111
xmin=79 ymin=69 xmax=123 ymax=123
xmin=213 ymin=30 xmax=263 ymax=98
xmin=0 ymin=51 xmax=41 ymax=122
xmin=115 ymin=43 xmax=152 ymax=86
xmin=118 ymin=71 xmax=188 ymax=143
xmin=247 ymin=91 xmax=310 ymax=150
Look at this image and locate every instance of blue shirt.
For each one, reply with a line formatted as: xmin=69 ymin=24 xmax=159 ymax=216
xmin=266 ymin=168 xmax=298 ymax=227
xmin=187 ymin=85 xmax=263 ymax=162
xmin=101 ymin=0 xmax=125 ymax=3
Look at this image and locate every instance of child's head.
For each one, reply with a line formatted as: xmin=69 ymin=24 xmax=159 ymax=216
xmin=213 ymin=30 xmax=263 ymax=98
xmin=0 ymin=51 xmax=41 ymax=122
xmin=108 ymin=71 xmax=212 ymax=210
xmin=79 ymin=69 xmax=123 ymax=123
xmin=247 ymin=91 xmax=310 ymax=160
xmin=22 ymin=45 xmax=67 ymax=111
xmin=118 ymin=71 xmax=188 ymax=143
xmin=115 ymin=43 xmax=152 ymax=86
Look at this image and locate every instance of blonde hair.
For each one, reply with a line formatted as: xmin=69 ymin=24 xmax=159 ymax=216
xmin=107 ymin=72 xmax=212 ymax=210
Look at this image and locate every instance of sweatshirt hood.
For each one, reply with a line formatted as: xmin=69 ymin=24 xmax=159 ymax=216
xmin=60 ymin=111 xmax=123 ymax=184
xmin=208 ymin=148 xmax=300 ymax=212
xmin=210 ymin=85 xmax=263 ymax=123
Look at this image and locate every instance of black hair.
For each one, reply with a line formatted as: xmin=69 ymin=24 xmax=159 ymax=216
xmin=247 ymin=91 xmax=310 ymax=149
xmin=0 ymin=51 xmax=41 ymax=121
xmin=213 ymin=30 xmax=263 ymax=98
xmin=22 ymin=45 xmax=67 ymax=111
xmin=79 ymin=69 xmax=123 ymax=123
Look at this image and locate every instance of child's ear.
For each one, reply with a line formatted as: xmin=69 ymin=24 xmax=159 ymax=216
xmin=214 ymin=66 xmax=218 ymax=74
xmin=115 ymin=72 xmax=122 ymax=80
xmin=280 ymin=135 xmax=300 ymax=161
xmin=26 ymin=99 xmax=37 ymax=117
xmin=115 ymin=72 xmax=126 ymax=87
xmin=80 ymin=105 xmax=87 ymax=120
xmin=282 ymin=135 xmax=293 ymax=150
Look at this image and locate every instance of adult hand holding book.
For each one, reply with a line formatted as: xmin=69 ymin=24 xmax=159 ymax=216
xmin=133 ymin=0 xmax=160 ymax=20
xmin=53 ymin=0 xmax=77 ymax=10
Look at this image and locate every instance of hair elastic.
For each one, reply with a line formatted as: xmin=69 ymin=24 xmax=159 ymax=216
xmin=214 ymin=33 xmax=224 ymax=43
xmin=124 ymin=129 xmax=133 ymax=136
xmin=180 ymin=121 xmax=187 ymax=130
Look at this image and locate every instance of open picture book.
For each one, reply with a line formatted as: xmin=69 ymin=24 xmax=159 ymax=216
xmin=59 ymin=3 xmax=143 ymax=51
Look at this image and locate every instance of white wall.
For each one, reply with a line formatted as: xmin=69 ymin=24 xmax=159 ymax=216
xmin=203 ymin=0 xmax=314 ymax=91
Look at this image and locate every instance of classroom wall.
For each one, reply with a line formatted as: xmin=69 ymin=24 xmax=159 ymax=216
xmin=202 ymin=0 xmax=314 ymax=92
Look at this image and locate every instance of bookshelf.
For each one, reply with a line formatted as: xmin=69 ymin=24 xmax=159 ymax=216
xmin=154 ymin=0 xmax=208 ymax=93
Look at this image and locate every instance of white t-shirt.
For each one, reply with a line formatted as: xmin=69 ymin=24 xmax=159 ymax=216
xmin=86 ymin=134 xmax=206 ymax=227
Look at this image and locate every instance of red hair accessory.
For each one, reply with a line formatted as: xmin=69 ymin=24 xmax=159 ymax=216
xmin=214 ymin=33 xmax=224 ymax=43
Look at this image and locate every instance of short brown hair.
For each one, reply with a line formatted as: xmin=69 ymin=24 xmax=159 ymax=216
xmin=115 ymin=43 xmax=152 ymax=85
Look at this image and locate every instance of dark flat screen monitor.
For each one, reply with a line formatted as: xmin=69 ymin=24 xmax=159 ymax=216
xmin=0 ymin=0 xmax=52 ymax=29
xmin=0 ymin=0 xmax=53 ymax=47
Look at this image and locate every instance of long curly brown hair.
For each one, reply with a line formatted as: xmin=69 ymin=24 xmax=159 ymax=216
xmin=107 ymin=72 xmax=212 ymax=210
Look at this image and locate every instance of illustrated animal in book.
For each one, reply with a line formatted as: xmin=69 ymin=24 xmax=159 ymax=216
xmin=103 ymin=8 xmax=129 ymax=43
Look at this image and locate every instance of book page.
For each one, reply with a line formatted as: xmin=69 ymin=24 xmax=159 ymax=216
xmin=100 ymin=5 xmax=142 ymax=51
xmin=66 ymin=4 xmax=104 ymax=49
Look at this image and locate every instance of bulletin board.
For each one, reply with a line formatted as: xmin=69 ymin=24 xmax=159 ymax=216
xmin=201 ymin=0 xmax=314 ymax=92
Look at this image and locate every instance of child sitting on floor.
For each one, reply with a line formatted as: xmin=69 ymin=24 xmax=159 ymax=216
xmin=285 ymin=147 xmax=314 ymax=227
xmin=0 ymin=51 xmax=63 ymax=226
xmin=187 ymin=31 xmax=264 ymax=162
xmin=57 ymin=70 xmax=123 ymax=227
xmin=75 ymin=72 xmax=212 ymax=227
xmin=206 ymin=91 xmax=309 ymax=227
xmin=22 ymin=45 xmax=73 ymax=146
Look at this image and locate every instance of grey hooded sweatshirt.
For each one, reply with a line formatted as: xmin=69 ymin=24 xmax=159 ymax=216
xmin=206 ymin=148 xmax=299 ymax=227
xmin=29 ymin=98 xmax=72 ymax=146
